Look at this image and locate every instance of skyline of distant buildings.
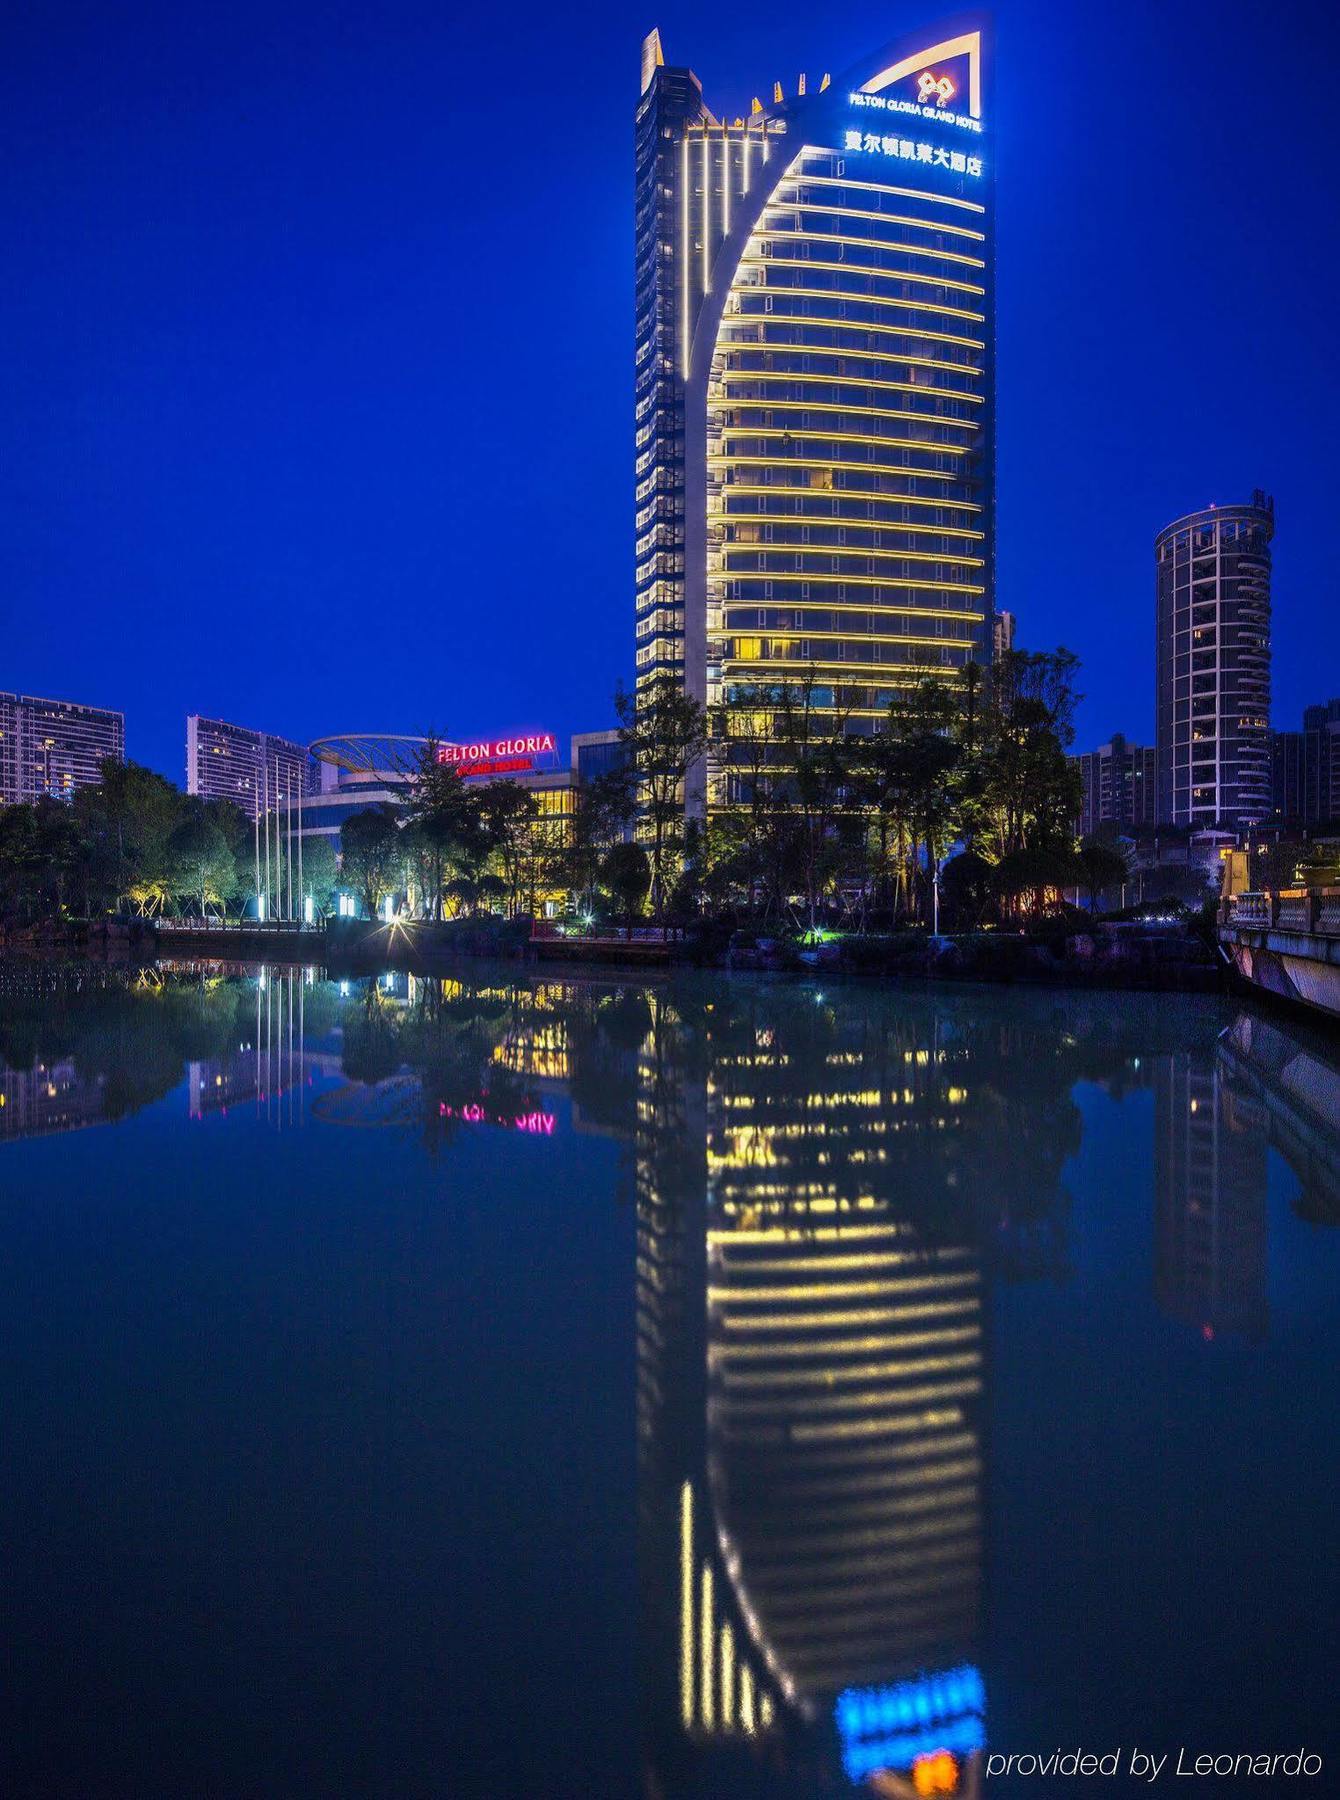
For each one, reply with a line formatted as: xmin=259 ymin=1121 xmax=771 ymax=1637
xmin=1075 ymin=735 xmax=1157 ymax=840
xmin=186 ymin=714 xmax=309 ymax=820
xmin=0 ymin=692 xmax=124 ymax=807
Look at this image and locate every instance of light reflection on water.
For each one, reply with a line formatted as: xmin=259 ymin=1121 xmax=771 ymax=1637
xmin=0 ymin=958 xmax=1337 ymax=1799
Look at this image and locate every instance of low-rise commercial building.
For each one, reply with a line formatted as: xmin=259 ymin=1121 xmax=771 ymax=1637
xmin=300 ymin=728 xmax=625 ymax=916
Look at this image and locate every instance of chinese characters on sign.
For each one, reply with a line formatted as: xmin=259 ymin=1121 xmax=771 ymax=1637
xmin=843 ymin=130 xmax=984 ymax=177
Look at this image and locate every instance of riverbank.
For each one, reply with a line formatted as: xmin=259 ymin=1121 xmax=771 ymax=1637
xmin=0 ymin=912 xmax=1228 ymax=995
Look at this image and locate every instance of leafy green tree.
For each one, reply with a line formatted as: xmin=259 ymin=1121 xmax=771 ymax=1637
xmin=340 ymin=806 xmax=401 ymax=919
xmin=475 ymin=779 xmax=539 ymax=917
xmin=73 ymin=759 xmax=181 ymax=913
xmin=615 ymin=674 xmax=708 ymax=919
xmin=300 ymin=835 xmax=340 ymax=918
xmin=168 ymin=803 xmax=238 ymax=916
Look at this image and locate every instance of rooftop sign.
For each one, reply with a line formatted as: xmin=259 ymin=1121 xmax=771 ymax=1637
xmin=437 ymin=732 xmax=558 ymax=779
xmin=844 ymin=128 xmax=983 ymax=177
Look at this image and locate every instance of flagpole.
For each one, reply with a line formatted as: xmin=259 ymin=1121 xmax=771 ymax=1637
xmin=262 ymin=757 xmax=270 ymax=921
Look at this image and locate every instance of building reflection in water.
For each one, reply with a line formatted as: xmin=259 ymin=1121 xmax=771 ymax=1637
xmin=0 ymin=1056 xmax=107 ymax=1140
xmin=638 ymin=989 xmax=992 ymax=1799
xmin=1153 ymin=1010 xmax=1340 ymax=1341
xmin=1155 ymin=1048 xmax=1269 ymax=1341
xmin=1 ymin=962 xmax=1338 ymax=1792
xmin=189 ymin=965 xmax=311 ymax=1124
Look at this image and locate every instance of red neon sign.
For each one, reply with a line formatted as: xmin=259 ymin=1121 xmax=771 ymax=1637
xmin=439 ymin=1101 xmax=557 ymax=1135
xmin=438 ymin=732 xmax=557 ymax=769
xmin=455 ymin=756 xmax=534 ymax=778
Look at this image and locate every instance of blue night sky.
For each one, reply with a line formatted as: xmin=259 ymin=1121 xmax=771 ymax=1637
xmin=3 ymin=0 xmax=1337 ymax=782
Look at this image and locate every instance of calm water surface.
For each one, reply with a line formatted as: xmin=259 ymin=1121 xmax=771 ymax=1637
xmin=1 ymin=959 xmax=1337 ymax=1800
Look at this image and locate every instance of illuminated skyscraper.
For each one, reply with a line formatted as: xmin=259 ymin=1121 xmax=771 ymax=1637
xmin=1155 ymin=492 xmax=1274 ymax=828
xmin=634 ymin=22 xmax=995 ymax=812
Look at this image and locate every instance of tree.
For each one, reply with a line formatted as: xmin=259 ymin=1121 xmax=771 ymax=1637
xmin=884 ymin=679 xmax=964 ymax=923
xmin=340 ymin=806 xmax=401 ymax=919
xmin=709 ymin=682 xmax=784 ymax=918
xmin=772 ymin=669 xmax=859 ymax=933
xmin=475 ymin=779 xmax=539 ymax=917
xmin=300 ymin=836 xmax=340 ymax=918
xmin=969 ymin=650 xmax=1083 ymax=862
xmin=601 ymin=840 xmax=651 ymax=936
xmin=74 ymin=759 xmax=181 ymax=913
xmin=403 ymin=740 xmax=488 ymax=920
xmin=1074 ymin=839 xmax=1130 ymax=914
xmin=992 ymin=843 xmax=1076 ymax=919
xmin=554 ymin=767 xmax=635 ymax=919
xmin=939 ymin=847 xmax=995 ymax=929
xmin=614 ymin=674 xmax=708 ymax=919
xmin=168 ymin=804 xmax=237 ymax=916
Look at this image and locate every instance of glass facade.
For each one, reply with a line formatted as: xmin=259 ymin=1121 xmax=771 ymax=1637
xmin=1155 ymin=493 xmax=1274 ymax=828
xmin=635 ymin=24 xmax=995 ymax=811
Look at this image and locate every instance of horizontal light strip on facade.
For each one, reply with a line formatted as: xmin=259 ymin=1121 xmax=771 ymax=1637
xmin=779 ymin=171 xmax=985 ymax=215
xmin=738 ymin=264 xmax=985 ymax=320
xmin=718 ymin=570 xmax=984 ymax=596
xmin=719 ymin=516 xmax=986 ymax=541
xmin=717 ymin=371 xmax=984 ymax=404
xmin=710 ymin=1318 xmax=982 ymax=1362
xmin=715 ymin=431 xmax=969 ymax=460
xmin=721 ymin=541 xmax=984 ymax=565
xmin=717 ymin=333 xmax=981 ymax=380
xmin=749 ymin=244 xmax=986 ymax=292
xmin=713 ymin=403 xmax=979 ymax=437
xmin=710 ymin=1250 xmax=979 ymax=1274
xmin=720 ymin=484 xmax=982 ymax=514
xmin=713 ymin=1274 xmax=986 ymax=1303
xmin=737 ymin=1511 xmax=979 ymax=1560
xmin=729 ymin=299 xmax=984 ymax=349
xmin=777 ymin=201 xmax=986 ymax=241
xmin=758 ymin=225 xmax=986 ymax=269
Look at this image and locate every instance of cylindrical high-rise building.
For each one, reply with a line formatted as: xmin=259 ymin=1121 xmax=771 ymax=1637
xmin=634 ymin=20 xmax=994 ymax=813
xmin=1155 ymin=492 xmax=1274 ymax=828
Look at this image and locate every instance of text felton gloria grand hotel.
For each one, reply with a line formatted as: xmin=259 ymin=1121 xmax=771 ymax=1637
xmin=635 ymin=16 xmax=996 ymax=812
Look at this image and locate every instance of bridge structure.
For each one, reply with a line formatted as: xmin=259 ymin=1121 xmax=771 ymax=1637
xmin=1217 ymin=1010 xmax=1340 ymax=1224
xmin=1219 ymin=889 xmax=1340 ymax=1022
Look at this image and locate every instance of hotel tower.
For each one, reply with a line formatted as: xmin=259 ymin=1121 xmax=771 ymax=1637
xmin=634 ymin=19 xmax=995 ymax=810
